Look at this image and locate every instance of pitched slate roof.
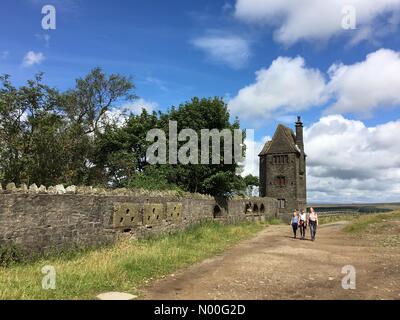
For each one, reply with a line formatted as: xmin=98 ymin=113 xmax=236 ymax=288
xmin=259 ymin=124 xmax=300 ymax=156
xmin=258 ymin=141 xmax=272 ymax=156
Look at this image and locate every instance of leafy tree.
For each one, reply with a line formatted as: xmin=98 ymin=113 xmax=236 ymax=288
xmin=61 ymin=68 xmax=136 ymax=185
xmin=126 ymin=165 xmax=181 ymax=191
xmin=0 ymin=70 xmax=248 ymax=197
xmin=156 ymin=97 xmax=245 ymax=196
xmin=0 ymin=73 xmax=64 ymax=185
xmin=243 ymin=175 xmax=259 ymax=187
xmin=62 ymin=67 xmax=136 ymax=135
xmin=93 ymin=109 xmax=159 ymax=186
xmin=0 ymin=68 xmax=136 ymax=186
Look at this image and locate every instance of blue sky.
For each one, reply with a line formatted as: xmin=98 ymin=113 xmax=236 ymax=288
xmin=1 ymin=0 xmax=400 ymax=202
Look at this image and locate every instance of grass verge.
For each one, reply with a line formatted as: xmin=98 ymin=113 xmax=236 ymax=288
xmin=318 ymin=214 xmax=360 ymax=225
xmin=318 ymin=211 xmax=400 ymax=228
xmin=0 ymin=221 xmax=266 ymax=300
xmin=343 ymin=211 xmax=400 ymax=234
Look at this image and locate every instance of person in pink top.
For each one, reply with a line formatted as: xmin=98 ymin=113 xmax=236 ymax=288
xmin=308 ymin=207 xmax=319 ymax=241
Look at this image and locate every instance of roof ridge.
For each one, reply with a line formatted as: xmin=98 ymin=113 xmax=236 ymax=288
xmin=259 ymin=123 xmax=299 ymax=156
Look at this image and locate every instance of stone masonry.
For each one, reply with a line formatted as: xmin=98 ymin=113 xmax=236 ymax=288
xmin=0 ymin=185 xmax=278 ymax=257
xmin=259 ymin=117 xmax=307 ymax=215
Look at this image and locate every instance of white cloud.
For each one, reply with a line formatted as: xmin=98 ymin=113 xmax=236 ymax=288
xmin=304 ymin=115 xmax=400 ymax=203
xmin=234 ymin=0 xmax=400 ymax=45
xmin=248 ymin=116 xmax=400 ymax=202
xmin=120 ymin=98 xmax=158 ymax=114
xmin=22 ymin=51 xmax=45 ymax=67
xmin=229 ymin=49 xmax=400 ymax=121
xmin=191 ymin=34 xmax=250 ymax=69
xmin=105 ymin=98 xmax=158 ymax=126
xmin=325 ymin=49 xmax=400 ymax=116
xmin=241 ymin=134 xmax=271 ymax=177
xmin=228 ymin=56 xmax=326 ymax=122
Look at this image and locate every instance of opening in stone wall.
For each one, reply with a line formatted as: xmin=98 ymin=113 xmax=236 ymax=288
xmin=213 ymin=205 xmax=222 ymax=218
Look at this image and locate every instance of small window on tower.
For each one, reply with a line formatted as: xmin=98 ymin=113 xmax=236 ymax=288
xmin=277 ymin=199 xmax=286 ymax=209
xmin=275 ymin=176 xmax=286 ymax=186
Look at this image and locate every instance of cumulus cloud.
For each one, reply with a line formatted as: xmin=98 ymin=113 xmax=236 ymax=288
xmin=228 ymin=56 xmax=327 ymax=122
xmin=105 ymin=98 xmax=158 ymax=126
xmin=305 ymin=115 xmax=400 ymax=203
xmin=229 ymin=49 xmax=400 ymax=121
xmin=22 ymin=51 xmax=45 ymax=67
xmin=244 ymin=115 xmax=400 ymax=202
xmin=120 ymin=98 xmax=158 ymax=114
xmin=325 ymin=49 xmax=400 ymax=116
xmin=191 ymin=34 xmax=251 ymax=69
xmin=234 ymin=0 xmax=400 ymax=45
xmin=241 ymin=133 xmax=271 ymax=177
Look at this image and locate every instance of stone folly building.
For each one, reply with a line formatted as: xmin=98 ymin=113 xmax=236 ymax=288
xmin=259 ymin=117 xmax=307 ymax=213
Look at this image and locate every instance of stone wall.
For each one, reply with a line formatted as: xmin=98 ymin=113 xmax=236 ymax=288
xmin=0 ymin=185 xmax=278 ymax=257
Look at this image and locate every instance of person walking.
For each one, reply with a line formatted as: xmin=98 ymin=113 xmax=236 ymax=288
xmin=290 ymin=210 xmax=299 ymax=239
xmin=299 ymin=209 xmax=307 ymax=240
xmin=308 ymin=207 xmax=318 ymax=241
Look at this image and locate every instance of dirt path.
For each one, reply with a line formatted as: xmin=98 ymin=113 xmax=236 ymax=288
xmin=142 ymin=221 xmax=400 ymax=300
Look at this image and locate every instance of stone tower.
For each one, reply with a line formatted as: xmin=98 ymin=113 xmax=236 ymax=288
xmin=259 ymin=117 xmax=307 ymax=213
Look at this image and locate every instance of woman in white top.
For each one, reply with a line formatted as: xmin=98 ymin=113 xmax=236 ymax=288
xmin=299 ymin=209 xmax=307 ymax=240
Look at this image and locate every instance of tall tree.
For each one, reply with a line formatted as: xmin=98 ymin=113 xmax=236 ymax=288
xmin=157 ymin=97 xmax=245 ymax=196
xmin=0 ymin=68 xmax=137 ymax=186
xmin=0 ymin=73 xmax=64 ymax=185
xmin=61 ymin=68 xmax=136 ymax=185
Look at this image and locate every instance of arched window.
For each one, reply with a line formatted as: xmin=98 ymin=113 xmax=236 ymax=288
xmin=245 ymin=203 xmax=252 ymax=214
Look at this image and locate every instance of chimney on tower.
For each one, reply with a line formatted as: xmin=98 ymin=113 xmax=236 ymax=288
xmin=295 ymin=116 xmax=304 ymax=152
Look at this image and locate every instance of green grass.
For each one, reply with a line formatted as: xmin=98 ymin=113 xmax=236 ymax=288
xmin=0 ymin=221 xmax=266 ymax=300
xmin=319 ymin=214 xmax=360 ymax=225
xmin=265 ymin=218 xmax=283 ymax=225
xmin=343 ymin=211 xmax=400 ymax=234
